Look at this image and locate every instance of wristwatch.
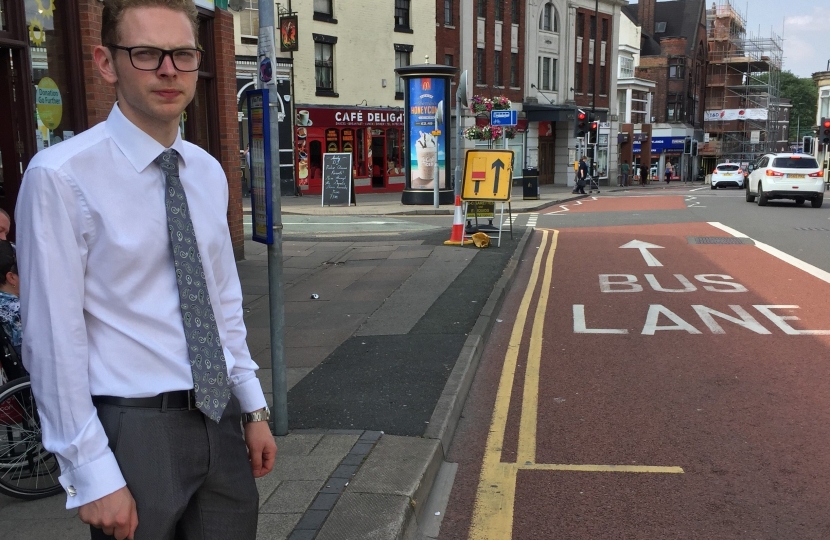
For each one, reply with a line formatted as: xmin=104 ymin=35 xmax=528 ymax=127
xmin=243 ymin=406 xmax=270 ymax=424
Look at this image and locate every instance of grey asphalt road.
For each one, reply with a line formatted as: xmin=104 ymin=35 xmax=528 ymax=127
xmin=243 ymin=214 xmax=444 ymax=236
xmin=537 ymin=186 xmax=830 ymax=273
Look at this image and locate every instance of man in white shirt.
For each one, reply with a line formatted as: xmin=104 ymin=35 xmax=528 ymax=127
xmin=15 ymin=0 xmax=276 ymax=538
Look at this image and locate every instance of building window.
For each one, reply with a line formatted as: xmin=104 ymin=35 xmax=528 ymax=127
xmin=495 ymin=0 xmax=503 ymax=21
xmin=588 ymin=63 xmax=595 ymax=95
xmin=445 ymin=54 xmax=454 ymax=66
xmin=667 ymin=93 xmax=683 ymax=122
xmin=619 ymin=56 xmax=634 ymax=78
xmin=394 ymin=0 xmax=410 ymax=29
xmin=313 ymin=0 xmax=332 ymax=16
xmin=395 ymin=50 xmax=410 ymax=97
xmin=239 ymin=0 xmax=258 ymax=37
xmin=315 ymin=42 xmax=334 ymax=92
xmin=669 ymin=57 xmax=685 ymax=79
xmin=494 ymin=51 xmax=502 ymax=86
xmin=444 ymin=0 xmax=453 ymax=25
xmin=476 ymin=48 xmax=485 ymax=84
xmin=602 ymin=18 xmax=608 ymax=41
xmin=600 ymin=65 xmax=607 ymax=95
xmin=575 ymin=61 xmax=583 ymax=93
xmin=510 ymin=53 xmax=518 ymax=86
xmin=540 ymin=3 xmax=558 ymax=32
xmin=512 ymin=0 xmax=520 ymax=24
xmin=477 ymin=0 xmax=486 ymax=18
xmin=576 ymin=12 xmax=584 ymax=38
xmin=590 ymin=15 xmax=596 ymax=39
xmin=538 ymin=57 xmax=557 ymax=91
xmin=820 ymin=89 xmax=830 ymax=119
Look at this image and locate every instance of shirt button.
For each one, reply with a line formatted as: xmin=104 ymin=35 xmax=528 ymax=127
xmin=67 ymin=485 xmax=77 ymax=497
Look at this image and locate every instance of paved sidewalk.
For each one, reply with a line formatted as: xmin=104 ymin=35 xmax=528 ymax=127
xmin=0 ymin=185 xmax=578 ymax=539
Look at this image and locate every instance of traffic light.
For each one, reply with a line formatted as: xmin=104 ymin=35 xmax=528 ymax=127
xmin=820 ymin=118 xmax=830 ymax=146
xmin=589 ymin=118 xmax=599 ymax=143
xmin=691 ymin=139 xmax=698 ymax=157
xmin=574 ymin=111 xmax=587 ymax=137
xmin=803 ymin=135 xmax=814 ymax=154
xmin=683 ymin=137 xmax=692 ymax=154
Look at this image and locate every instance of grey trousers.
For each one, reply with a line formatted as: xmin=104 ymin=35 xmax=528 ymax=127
xmin=90 ymin=396 xmax=259 ymax=540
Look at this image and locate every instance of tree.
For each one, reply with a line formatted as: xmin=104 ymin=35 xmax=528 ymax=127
xmin=779 ymin=71 xmax=818 ymax=141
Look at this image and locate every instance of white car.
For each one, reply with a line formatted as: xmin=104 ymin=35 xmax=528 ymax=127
xmin=746 ymin=153 xmax=825 ymax=207
xmin=711 ymin=163 xmax=744 ymax=189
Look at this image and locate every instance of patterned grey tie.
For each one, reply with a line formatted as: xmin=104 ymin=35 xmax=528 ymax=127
xmin=157 ymin=149 xmax=230 ymax=422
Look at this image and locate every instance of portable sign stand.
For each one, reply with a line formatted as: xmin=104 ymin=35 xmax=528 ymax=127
xmin=321 ymin=152 xmax=354 ymax=207
xmin=461 ymin=149 xmax=514 ymax=247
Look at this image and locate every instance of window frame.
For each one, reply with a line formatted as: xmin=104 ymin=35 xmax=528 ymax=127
xmin=314 ymin=41 xmax=335 ymax=95
xmin=494 ymin=50 xmax=502 ymax=86
xmin=619 ymin=55 xmax=634 ymax=78
xmin=476 ymin=47 xmax=485 ymax=84
xmin=394 ymin=0 xmax=411 ymax=30
xmin=669 ymin=57 xmax=685 ymax=79
xmin=477 ymin=0 xmax=487 ymax=18
xmin=511 ymin=0 xmax=520 ymax=24
xmin=495 ymin=0 xmax=503 ymax=21
xmin=239 ymin=0 xmax=259 ymax=38
xmin=667 ymin=92 xmax=684 ymax=122
xmin=313 ymin=0 xmax=333 ymax=16
xmin=444 ymin=0 xmax=453 ymax=25
xmin=540 ymin=3 xmax=557 ymax=32
xmin=510 ymin=53 xmax=518 ymax=87
xmin=394 ymin=49 xmax=411 ymax=99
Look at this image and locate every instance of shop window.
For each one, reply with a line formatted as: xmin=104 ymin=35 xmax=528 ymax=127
xmin=314 ymin=42 xmax=334 ymax=94
xmin=477 ymin=0 xmax=486 ymax=18
xmin=444 ymin=0 xmax=453 ymax=25
xmin=511 ymin=0 xmax=520 ymax=24
xmin=239 ymin=0 xmax=258 ymax=38
xmin=494 ymin=51 xmax=502 ymax=86
xmin=309 ymin=140 xmax=323 ymax=179
xmin=669 ymin=57 xmax=685 ymax=79
xmin=495 ymin=0 xmax=503 ymax=21
xmin=394 ymin=0 xmax=410 ymax=31
xmin=386 ymin=129 xmax=402 ymax=172
xmin=395 ymin=49 xmax=410 ymax=99
xmin=356 ymin=128 xmax=366 ymax=176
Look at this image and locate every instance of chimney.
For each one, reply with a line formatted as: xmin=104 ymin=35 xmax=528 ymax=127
xmin=638 ymin=0 xmax=656 ymax=36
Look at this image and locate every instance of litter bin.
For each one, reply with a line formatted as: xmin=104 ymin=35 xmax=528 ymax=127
xmin=522 ymin=167 xmax=539 ymax=200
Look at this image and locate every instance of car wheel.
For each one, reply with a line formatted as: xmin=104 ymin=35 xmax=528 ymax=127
xmin=711 ymin=183 xmax=716 ymax=190
xmin=757 ymin=182 xmax=768 ymax=206
xmin=795 ymin=198 xmax=805 ymax=205
xmin=811 ymin=195 xmax=823 ymax=208
xmin=745 ymin=184 xmax=755 ymax=202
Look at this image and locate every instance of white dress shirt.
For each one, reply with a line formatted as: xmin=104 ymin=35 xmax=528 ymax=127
xmin=15 ymin=104 xmax=266 ymax=509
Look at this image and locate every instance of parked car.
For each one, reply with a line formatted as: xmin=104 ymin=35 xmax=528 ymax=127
xmin=711 ymin=163 xmax=744 ymax=189
xmin=745 ymin=153 xmax=825 ymax=207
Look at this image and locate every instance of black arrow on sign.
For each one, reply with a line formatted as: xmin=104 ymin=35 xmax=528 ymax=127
xmin=491 ymin=159 xmax=505 ymax=195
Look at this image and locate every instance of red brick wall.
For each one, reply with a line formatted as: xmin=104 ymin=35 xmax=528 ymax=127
xmin=78 ymin=0 xmax=116 ymax=127
xmin=472 ymin=0 xmax=524 ymax=106
xmin=573 ymin=8 xmax=611 ymax=110
xmin=213 ymin=9 xmax=244 ymax=260
xmin=436 ymin=0 xmax=461 ymax=106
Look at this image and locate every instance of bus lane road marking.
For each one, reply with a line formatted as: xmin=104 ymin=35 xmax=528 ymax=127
xmin=469 ymin=229 xmax=684 ymax=540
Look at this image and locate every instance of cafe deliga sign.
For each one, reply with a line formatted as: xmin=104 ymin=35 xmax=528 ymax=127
xmin=294 ymin=106 xmax=404 ymax=128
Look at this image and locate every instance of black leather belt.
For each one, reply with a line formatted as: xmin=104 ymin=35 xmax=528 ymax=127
xmin=92 ymin=390 xmax=197 ymax=410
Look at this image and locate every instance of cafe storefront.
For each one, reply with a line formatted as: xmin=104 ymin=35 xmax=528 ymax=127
xmin=294 ymin=105 xmax=405 ymax=195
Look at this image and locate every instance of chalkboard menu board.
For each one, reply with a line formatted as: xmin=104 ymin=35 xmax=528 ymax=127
xmin=322 ymin=153 xmax=353 ymax=206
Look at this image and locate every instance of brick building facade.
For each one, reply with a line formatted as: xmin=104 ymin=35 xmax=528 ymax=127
xmin=2 ymin=0 xmax=245 ymax=257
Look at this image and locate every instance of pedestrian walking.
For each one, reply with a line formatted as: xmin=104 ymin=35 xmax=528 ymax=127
xmin=15 ymin=1 xmax=276 ymax=539
xmin=620 ymin=160 xmax=630 ymax=187
xmin=665 ymin=163 xmax=673 ymax=183
xmin=574 ymin=156 xmax=588 ymax=194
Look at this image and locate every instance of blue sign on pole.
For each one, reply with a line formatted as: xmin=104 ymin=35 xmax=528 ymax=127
xmin=247 ymin=89 xmax=274 ymax=244
xmin=490 ymin=110 xmax=518 ymax=126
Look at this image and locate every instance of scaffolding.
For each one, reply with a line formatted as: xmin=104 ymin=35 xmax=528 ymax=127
xmin=703 ymin=0 xmax=784 ymax=167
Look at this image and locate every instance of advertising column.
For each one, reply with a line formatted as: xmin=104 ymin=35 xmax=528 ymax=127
xmin=396 ymin=64 xmax=458 ymax=205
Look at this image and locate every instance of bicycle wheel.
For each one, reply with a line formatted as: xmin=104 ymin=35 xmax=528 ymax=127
xmin=0 ymin=376 xmax=63 ymax=499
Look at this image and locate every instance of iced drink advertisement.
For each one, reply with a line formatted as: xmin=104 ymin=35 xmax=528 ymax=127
xmin=408 ymin=77 xmax=446 ymax=189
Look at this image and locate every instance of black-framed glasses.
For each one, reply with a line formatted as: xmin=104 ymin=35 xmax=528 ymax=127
xmin=107 ymin=45 xmax=203 ymax=72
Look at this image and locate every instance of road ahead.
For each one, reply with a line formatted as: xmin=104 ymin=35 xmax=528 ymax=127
xmin=439 ymin=186 xmax=830 ymax=539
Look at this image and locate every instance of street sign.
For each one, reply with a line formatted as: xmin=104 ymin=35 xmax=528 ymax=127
xmin=462 ymin=149 xmax=514 ymax=201
xmin=490 ymin=110 xmax=518 ymax=126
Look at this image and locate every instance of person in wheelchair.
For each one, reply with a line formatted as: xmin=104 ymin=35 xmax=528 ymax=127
xmin=0 ymin=240 xmax=21 ymax=385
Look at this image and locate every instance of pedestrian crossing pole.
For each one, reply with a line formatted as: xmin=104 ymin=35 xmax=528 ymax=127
xmin=258 ymin=0 xmax=288 ymax=436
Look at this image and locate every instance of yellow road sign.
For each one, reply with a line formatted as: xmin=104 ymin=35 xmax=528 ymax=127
xmin=462 ymin=149 xmax=513 ymax=201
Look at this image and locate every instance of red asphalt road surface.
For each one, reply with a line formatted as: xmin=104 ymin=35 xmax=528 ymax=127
xmin=441 ymin=215 xmax=830 ymax=538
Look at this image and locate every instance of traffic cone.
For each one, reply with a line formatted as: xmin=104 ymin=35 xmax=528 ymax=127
xmin=444 ymin=196 xmax=474 ymax=246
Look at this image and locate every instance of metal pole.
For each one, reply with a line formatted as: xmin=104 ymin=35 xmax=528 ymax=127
xmin=259 ymin=0 xmax=288 ymax=436
xmin=455 ymin=90 xmax=462 ymax=198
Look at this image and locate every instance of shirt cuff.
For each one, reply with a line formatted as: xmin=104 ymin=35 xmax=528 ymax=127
xmin=232 ymin=376 xmax=267 ymax=413
xmin=59 ymin=450 xmax=126 ymax=509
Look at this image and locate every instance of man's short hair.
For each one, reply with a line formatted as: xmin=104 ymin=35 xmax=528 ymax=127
xmin=102 ymin=0 xmax=199 ymax=47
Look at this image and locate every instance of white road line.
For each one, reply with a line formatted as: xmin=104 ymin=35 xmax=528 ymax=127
xmin=709 ymin=221 xmax=830 ymax=285
xmin=690 ymin=187 xmax=708 ymax=192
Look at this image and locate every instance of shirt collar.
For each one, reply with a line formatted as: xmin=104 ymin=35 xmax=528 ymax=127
xmin=106 ymin=103 xmax=188 ymax=173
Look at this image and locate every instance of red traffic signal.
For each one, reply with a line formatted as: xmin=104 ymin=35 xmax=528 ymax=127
xmin=822 ymin=118 xmax=830 ymax=145
xmin=591 ymin=121 xmax=598 ymax=130
xmin=577 ymin=112 xmax=586 ymax=121
xmin=823 ymin=119 xmax=830 ymax=129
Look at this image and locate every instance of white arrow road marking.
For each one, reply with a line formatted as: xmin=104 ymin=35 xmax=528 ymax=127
xmin=620 ymin=240 xmax=665 ymax=267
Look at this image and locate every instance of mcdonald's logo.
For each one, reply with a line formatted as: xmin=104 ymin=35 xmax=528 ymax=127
xmin=421 ymin=78 xmax=432 ymax=90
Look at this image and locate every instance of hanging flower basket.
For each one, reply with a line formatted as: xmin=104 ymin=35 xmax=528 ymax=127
xmin=464 ymin=124 xmax=514 ymax=141
xmin=469 ymin=95 xmax=493 ymax=115
xmin=504 ymin=126 xmax=517 ymax=139
xmin=491 ymin=96 xmax=512 ymax=110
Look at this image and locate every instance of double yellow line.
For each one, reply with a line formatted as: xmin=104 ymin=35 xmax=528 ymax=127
xmin=468 ymin=229 xmax=683 ymax=540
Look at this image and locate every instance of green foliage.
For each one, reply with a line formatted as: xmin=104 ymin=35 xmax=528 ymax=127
xmin=779 ymin=71 xmax=818 ymax=141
